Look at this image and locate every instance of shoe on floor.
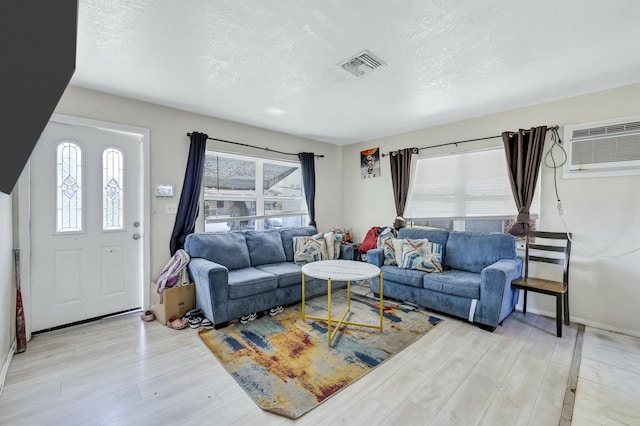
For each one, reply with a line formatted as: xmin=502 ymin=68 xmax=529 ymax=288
xmin=187 ymin=316 xmax=203 ymax=329
xmin=141 ymin=310 xmax=155 ymax=322
xmin=183 ymin=308 xmax=203 ymax=319
xmin=269 ymin=305 xmax=284 ymax=316
xmin=200 ymin=318 xmax=214 ymax=329
xmin=240 ymin=312 xmax=258 ymax=324
xmin=167 ymin=317 xmax=188 ymax=330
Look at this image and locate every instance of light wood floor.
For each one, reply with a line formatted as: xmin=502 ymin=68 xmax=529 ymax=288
xmin=0 ymin=285 xmax=634 ymax=425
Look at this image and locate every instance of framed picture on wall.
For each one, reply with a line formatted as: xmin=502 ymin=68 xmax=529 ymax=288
xmin=361 ymin=147 xmax=380 ymax=179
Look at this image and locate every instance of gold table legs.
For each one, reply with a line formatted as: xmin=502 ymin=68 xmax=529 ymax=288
xmin=302 ymin=272 xmax=384 ymax=346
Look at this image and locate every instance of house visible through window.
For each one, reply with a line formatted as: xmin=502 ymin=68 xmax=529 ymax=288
xmin=404 ymin=148 xmax=540 ymax=236
xmin=202 ymin=151 xmax=308 ymax=232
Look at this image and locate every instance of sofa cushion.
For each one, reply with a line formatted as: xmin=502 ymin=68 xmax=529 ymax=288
xmin=245 ymin=230 xmax=287 ymax=266
xmin=184 ymin=232 xmax=251 ymax=271
xmin=422 ymin=270 xmax=481 ymax=299
xmin=400 ymin=238 xmax=443 ymax=273
xmin=227 ymin=267 xmax=278 ymax=299
xmin=280 ymin=226 xmax=319 ymax=262
xmin=381 ymin=265 xmax=426 ymax=288
xmin=445 ymin=231 xmax=517 ymax=273
xmin=255 ymin=262 xmax=306 ymax=288
xmin=293 ymin=234 xmax=327 ymax=265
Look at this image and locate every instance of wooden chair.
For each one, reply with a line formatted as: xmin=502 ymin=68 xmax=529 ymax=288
xmin=512 ymin=231 xmax=572 ymax=337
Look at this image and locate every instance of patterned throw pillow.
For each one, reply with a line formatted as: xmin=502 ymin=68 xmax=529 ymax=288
xmin=293 ymin=234 xmax=327 ymax=265
xmin=392 ymin=238 xmax=404 ymax=266
xmin=377 ymin=227 xmax=397 ymax=265
xmin=332 ymin=232 xmax=343 ymax=259
xmin=400 ymin=238 xmax=443 ymax=272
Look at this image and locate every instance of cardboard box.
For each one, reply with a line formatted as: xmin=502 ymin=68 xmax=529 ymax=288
xmin=151 ymin=283 xmax=195 ymax=325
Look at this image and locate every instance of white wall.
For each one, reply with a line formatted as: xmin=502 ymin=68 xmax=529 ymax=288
xmin=52 ymin=85 xmax=343 ymax=293
xmin=0 ymin=192 xmax=15 ymax=391
xmin=342 ymin=83 xmax=640 ymax=337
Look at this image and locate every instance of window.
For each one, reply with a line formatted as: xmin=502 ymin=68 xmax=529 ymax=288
xmin=56 ymin=141 xmax=83 ymax=232
xmin=404 ymin=148 xmax=540 ymax=234
xmin=202 ymin=151 xmax=307 ymax=232
xmin=103 ymin=148 xmax=124 ymax=230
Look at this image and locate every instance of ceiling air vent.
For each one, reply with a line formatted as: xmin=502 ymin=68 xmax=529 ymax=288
xmin=339 ymin=50 xmax=386 ymax=77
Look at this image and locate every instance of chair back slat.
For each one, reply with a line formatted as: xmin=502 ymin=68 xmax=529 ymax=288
xmin=529 ymin=243 xmax=565 ymax=253
xmin=529 ymin=255 xmax=564 ymax=265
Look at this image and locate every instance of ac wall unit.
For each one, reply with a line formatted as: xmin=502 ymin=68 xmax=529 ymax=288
xmin=563 ymin=115 xmax=640 ymax=179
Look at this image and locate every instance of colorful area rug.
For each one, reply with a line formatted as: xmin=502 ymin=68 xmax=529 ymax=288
xmin=198 ymin=288 xmax=442 ymax=419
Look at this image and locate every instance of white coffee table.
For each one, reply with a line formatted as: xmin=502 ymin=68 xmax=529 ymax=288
xmin=301 ymin=259 xmax=383 ymax=346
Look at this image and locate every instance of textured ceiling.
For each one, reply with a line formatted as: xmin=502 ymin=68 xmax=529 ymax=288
xmin=71 ymin=0 xmax=640 ymax=145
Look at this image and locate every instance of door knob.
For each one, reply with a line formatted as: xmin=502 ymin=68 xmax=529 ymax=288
xmin=133 ymin=233 xmax=141 ymax=240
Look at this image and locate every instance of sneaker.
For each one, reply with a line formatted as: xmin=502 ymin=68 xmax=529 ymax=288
xmin=187 ymin=316 xmax=203 ymax=329
xmin=269 ymin=305 xmax=284 ymax=316
xmin=200 ymin=318 xmax=214 ymax=329
xmin=167 ymin=317 xmax=188 ymax=330
xmin=183 ymin=308 xmax=203 ymax=319
xmin=141 ymin=310 xmax=155 ymax=322
xmin=240 ymin=312 xmax=258 ymax=324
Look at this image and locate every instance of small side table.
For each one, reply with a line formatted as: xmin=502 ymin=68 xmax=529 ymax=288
xmin=301 ymin=260 xmax=383 ymax=346
xmin=339 ymin=242 xmax=362 ymax=261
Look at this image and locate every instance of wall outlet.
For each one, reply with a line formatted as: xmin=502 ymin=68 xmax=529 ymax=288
xmin=165 ymin=203 xmax=178 ymax=214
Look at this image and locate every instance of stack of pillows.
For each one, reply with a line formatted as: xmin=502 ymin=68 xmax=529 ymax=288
xmin=293 ymin=231 xmax=344 ymax=265
xmin=377 ymin=227 xmax=443 ymax=273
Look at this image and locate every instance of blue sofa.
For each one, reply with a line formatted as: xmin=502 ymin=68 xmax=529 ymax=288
xmin=367 ymin=228 xmax=523 ymax=331
xmin=184 ymin=226 xmax=344 ymax=328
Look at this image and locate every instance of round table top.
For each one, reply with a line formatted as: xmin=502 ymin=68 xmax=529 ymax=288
xmin=301 ymin=259 xmax=380 ymax=281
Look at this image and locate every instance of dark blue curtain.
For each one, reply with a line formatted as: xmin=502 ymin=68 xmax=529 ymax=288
xmin=170 ymin=131 xmax=208 ymax=255
xmin=298 ymin=152 xmax=316 ymax=227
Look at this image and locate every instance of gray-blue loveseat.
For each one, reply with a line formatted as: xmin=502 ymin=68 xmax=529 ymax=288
xmin=367 ymin=228 xmax=523 ymax=331
xmin=184 ymin=226 xmax=343 ymax=328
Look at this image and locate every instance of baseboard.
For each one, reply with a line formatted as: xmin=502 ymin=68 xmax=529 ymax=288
xmin=0 ymin=338 xmax=17 ymax=396
xmin=515 ymin=303 xmax=640 ymax=339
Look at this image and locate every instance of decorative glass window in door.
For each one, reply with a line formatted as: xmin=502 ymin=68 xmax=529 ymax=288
xmin=56 ymin=141 xmax=83 ymax=232
xmin=103 ymin=148 xmax=124 ymax=230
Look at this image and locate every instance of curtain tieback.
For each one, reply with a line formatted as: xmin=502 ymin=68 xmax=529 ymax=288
xmin=516 ymin=209 xmax=530 ymax=223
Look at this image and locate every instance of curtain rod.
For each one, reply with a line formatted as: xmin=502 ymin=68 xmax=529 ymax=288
xmin=381 ymin=125 xmax=559 ymax=157
xmin=186 ymin=132 xmax=324 ymax=158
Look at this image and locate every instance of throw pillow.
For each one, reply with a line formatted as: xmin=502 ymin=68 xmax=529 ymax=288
xmin=377 ymin=227 xmax=397 ymax=266
xmin=293 ymin=234 xmax=327 ymax=265
xmin=324 ymin=232 xmax=336 ymax=260
xmin=332 ymin=232 xmax=343 ymax=259
xmin=400 ymin=238 xmax=443 ymax=273
xmin=392 ymin=238 xmax=404 ymax=266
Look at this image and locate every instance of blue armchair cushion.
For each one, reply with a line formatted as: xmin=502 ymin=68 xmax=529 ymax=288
xmin=184 ymin=232 xmax=250 ymax=271
xmin=245 ymin=230 xmax=287 ymax=266
xmin=400 ymin=238 xmax=443 ymax=273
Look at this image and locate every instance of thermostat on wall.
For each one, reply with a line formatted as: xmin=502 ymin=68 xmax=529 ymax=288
xmin=155 ymin=184 xmax=174 ymax=197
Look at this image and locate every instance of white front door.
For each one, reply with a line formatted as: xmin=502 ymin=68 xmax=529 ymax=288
xmin=29 ymin=119 xmax=144 ymax=332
